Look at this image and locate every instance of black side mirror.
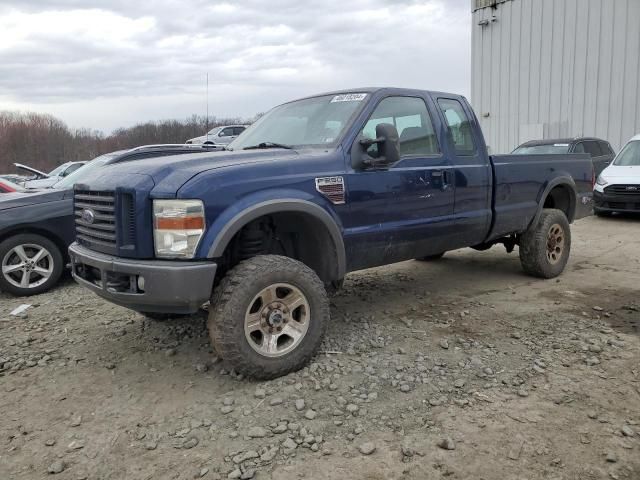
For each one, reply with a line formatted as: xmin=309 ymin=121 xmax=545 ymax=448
xmin=354 ymin=123 xmax=400 ymax=169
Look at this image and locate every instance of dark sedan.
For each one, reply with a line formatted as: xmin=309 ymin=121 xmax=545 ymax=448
xmin=0 ymin=144 xmax=222 ymax=296
xmin=513 ymin=137 xmax=615 ymax=176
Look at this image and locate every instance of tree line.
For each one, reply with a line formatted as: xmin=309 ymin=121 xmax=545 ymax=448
xmin=0 ymin=111 xmax=252 ymax=174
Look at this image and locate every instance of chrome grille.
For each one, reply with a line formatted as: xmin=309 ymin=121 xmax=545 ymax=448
xmin=74 ymin=190 xmax=117 ymax=250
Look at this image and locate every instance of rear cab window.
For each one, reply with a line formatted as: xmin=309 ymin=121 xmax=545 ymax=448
xmin=437 ymin=99 xmax=476 ymax=156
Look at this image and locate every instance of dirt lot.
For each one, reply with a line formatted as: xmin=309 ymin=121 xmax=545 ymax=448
xmin=1 ymin=215 xmax=639 ymax=480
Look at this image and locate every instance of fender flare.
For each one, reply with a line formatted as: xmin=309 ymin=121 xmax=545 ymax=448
xmin=207 ymin=199 xmax=347 ymax=279
xmin=530 ymin=176 xmax=578 ymax=228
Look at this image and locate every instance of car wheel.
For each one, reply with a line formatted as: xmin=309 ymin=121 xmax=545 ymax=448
xmin=0 ymin=233 xmax=64 ymax=296
xmin=519 ymin=209 xmax=571 ymax=279
xmin=208 ymin=255 xmax=329 ymax=379
xmin=416 ymin=252 xmax=445 ymax=261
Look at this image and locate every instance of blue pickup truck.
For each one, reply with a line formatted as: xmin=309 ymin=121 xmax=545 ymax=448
xmin=69 ymin=88 xmax=593 ymax=378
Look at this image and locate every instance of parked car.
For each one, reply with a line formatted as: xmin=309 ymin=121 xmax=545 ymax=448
xmin=0 ymin=174 xmax=31 ymax=184
xmin=593 ymin=134 xmax=640 ymax=216
xmin=69 ymin=87 xmax=593 ymax=379
xmin=16 ymin=161 xmax=87 ymax=189
xmin=185 ymin=125 xmax=248 ymax=145
xmin=0 ymin=145 xmax=219 ymax=297
xmin=0 ymin=178 xmax=26 ymax=193
xmin=513 ymin=137 xmax=615 ymax=176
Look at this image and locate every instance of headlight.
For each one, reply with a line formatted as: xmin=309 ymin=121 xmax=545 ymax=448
xmin=596 ymin=175 xmax=608 ymax=186
xmin=153 ymin=199 xmax=205 ymax=258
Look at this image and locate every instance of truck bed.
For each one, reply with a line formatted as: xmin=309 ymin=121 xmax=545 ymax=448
xmin=487 ymin=153 xmax=594 ymax=241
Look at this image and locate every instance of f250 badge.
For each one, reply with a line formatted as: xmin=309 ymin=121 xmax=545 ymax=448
xmin=315 ymin=176 xmax=346 ymax=205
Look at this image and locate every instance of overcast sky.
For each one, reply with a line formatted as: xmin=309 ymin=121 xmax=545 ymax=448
xmin=0 ymin=1 xmax=471 ymax=133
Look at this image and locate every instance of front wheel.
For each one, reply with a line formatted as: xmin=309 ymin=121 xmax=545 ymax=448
xmin=519 ymin=209 xmax=571 ymax=279
xmin=208 ymin=255 xmax=329 ymax=379
xmin=0 ymin=233 xmax=64 ymax=296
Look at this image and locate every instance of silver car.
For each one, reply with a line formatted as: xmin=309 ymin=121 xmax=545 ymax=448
xmin=185 ymin=125 xmax=248 ymax=145
xmin=16 ymin=161 xmax=87 ymax=189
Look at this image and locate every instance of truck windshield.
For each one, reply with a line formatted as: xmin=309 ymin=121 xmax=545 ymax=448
xmin=228 ymin=93 xmax=368 ymax=150
xmin=613 ymin=141 xmax=640 ymax=166
xmin=513 ymin=144 xmax=570 ymax=154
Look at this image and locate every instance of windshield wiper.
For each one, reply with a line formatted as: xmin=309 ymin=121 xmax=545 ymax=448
xmin=243 ymin=142 xmax=294 ymax=151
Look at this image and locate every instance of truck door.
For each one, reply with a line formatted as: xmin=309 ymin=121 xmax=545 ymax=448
xmin=344 ymin=95 xmax=455 ymax=271
xmin=435 ymin=97 xmax=491 ymax=248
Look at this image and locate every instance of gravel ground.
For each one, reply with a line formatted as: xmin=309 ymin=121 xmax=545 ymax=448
xmin=1 ymin=215 xmax=639 ymax=480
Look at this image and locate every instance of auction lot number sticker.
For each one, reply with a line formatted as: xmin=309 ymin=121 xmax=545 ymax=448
xmin=331 ymin=93 xmax=368 ymax=103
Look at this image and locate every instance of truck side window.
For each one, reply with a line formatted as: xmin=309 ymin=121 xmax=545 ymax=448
xmin=573 ymin=142 xmax=586 ymax=154
xmin=599 ymin=141 xmax=613 ymax=155
xmin=361 ymin=96 xmax=439 ymax=158
xmin=585 ymin=141 xmax=602 ymax=157
xmin=437 ymin=99 xmax=476 ymax=156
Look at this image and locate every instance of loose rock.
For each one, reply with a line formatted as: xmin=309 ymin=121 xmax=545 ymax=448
xmin=47 ymin=461 xmax=65 ymax=474
xmin=437 ymin=437 xmax=456 ymax=450
xmin=358 ymin=442 xmax=376 ymax=455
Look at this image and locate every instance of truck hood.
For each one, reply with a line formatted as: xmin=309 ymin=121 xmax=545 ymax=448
xmin=0 ymin=188 xmax=68 ymax=211
xmin=82 ymin=148 xmax=301 ymax=195
xmin=601 ymin=165 xmax=640 ymax=183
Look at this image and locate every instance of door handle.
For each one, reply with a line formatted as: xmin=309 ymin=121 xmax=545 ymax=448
xmin=432 ymin=170 xmax=451 ymax=190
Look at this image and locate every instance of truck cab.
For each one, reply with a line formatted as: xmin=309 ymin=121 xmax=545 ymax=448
xmin=69 ymin=88 xmax=593 ymax=379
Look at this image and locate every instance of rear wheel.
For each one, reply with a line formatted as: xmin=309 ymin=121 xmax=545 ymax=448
xmin=416 ymin=252 xmax=445 ymax=262
xmin=0 ymin=234 xmax=64 ymax=296
xmin=519 ymin=209 xmax=571 ymax=279
xmin=208 ymin=255 xmax=329 ymax=379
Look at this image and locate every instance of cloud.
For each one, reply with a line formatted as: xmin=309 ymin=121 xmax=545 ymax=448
xmin=0 ymin=0 xmax=471 ymax=132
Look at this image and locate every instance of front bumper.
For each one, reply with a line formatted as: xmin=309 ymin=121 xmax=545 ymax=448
xmin=593 ymin=190 xmax=640 ymax=213
xmin=69 ymin=242 xmax=217 ymax=314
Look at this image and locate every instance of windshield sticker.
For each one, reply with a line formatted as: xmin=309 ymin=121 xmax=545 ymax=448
xmin=554 ymin=144 xmax=570 ymax=147
xmin=331 ymin=93 xmax=367 ymax=103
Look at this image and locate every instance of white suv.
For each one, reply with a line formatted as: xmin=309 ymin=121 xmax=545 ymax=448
xmin=185 ymin=125 xmax=248 ymax=145
xmin=594 ymin=134 xmax=640 ymax=216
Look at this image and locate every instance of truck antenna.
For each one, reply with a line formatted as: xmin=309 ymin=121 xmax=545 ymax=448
xmin=206 ymin=72 xmax=209 ymax=141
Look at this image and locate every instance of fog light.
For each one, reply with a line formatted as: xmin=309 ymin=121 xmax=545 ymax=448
xmin=137 ymin=275 xmax=145 ymax=292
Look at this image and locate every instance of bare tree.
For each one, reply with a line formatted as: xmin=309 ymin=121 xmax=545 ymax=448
xmin=0 ymin=111 xmax=251 ymax=174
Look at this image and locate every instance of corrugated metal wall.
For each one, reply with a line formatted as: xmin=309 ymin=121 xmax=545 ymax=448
xmin=471 ymin=0 xmax=640 ymax=153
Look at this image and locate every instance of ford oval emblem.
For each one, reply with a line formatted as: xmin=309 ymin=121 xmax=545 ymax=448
xmin=81 ymin=208 xmax=96 ymax=224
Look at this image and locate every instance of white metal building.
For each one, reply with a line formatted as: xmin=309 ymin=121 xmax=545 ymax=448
xmin=471 ymin=0 xmax=640 ymax=153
